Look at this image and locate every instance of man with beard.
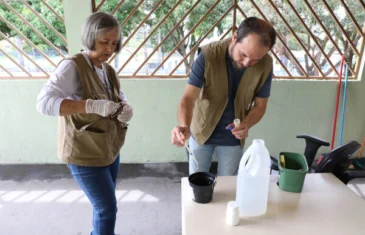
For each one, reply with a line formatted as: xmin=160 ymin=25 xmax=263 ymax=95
xmin=171 ymin=17 xmax=276 ymax=176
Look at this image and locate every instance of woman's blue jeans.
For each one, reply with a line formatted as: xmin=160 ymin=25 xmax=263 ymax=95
xmin=67 ymin=155 xmax=120 ymax=235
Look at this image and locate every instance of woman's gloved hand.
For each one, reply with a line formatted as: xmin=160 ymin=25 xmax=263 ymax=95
xmin=117 ymin=102 xmax=133 ymax=123
xmin=85 ymin=99 xmax=120 ymax=117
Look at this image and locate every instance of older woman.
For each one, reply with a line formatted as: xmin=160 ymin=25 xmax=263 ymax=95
xmin=36 ymin=12 xmax=131 ymax=235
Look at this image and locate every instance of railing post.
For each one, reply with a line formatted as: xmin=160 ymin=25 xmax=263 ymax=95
xmin=232 ymin=0 xmax=237 ymax=34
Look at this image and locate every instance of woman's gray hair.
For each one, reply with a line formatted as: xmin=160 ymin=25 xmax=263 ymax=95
xmin=81 ymin=12 xmax=122 ymax=53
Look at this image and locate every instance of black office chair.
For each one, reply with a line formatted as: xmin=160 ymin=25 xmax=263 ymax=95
xmin=342 ymin=168 xmax=365 ymax=184
xmin=314 ymin=141 xmax=361 ymax=184
xmin=337 ymin=151 xmax=365 ymax=184
xmin=270 ymin=134 xmax=330 ymax=172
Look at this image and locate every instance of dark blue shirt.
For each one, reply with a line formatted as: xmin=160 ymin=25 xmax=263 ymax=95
xmin=188 ymin=50 xmax=273 ymax=146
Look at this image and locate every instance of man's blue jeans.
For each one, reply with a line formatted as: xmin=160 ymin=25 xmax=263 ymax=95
xmin=189 ymin=137 xmax=243 ymax=176
xmin=67 ymin=155 xmax=120 ymax=235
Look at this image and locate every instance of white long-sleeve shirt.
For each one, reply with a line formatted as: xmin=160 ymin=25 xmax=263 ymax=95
xmin=36 ymin=52 xmax=126 ymax=116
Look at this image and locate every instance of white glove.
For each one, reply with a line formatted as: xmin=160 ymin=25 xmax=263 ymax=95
xmin=85 ymin=99 xmax=120 ymax=117
xmin=117 ymin=102 xmax=133 ymax=123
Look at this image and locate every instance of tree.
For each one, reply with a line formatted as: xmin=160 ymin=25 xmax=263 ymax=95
xmin=115 ymin=0 xmax=364 ymax=76
xmin=97 ymin=0 xmax=147 ymax=69
xmin=0 ymin=0 xmax=66 ymax=71
xmin=98 ymin=0 xmax=232 ymax=74
xmin=0 ymin=0 xmax=363 ymax=77
xmin=0 ymin=0 xmax=67 ymax=53
xmin=238 ymin=0 xmax=365 ymax=77
xmin=152 ymin=0 xmax=232 ymax=73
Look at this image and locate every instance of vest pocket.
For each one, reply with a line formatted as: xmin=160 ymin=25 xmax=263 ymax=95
xmin=244 ymin=89 xmax=255 ymax=114
xmin=72 ymin=130 xmax=109 ymax=160
xmin=69 ymin=120 xmax=111 ymax=160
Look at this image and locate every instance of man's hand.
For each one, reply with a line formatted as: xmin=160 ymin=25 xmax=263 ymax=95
xmin=226 ymin=122 xmax=250 ymax=140
xmin=86 ymin=99 xmax=120 ymax=117
xmin=171 ymin=126 xmax=191 ymax=147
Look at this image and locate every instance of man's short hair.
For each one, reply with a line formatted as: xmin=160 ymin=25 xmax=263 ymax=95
xmin=81 ymin=12 xmax=122 ymax=53
xmin=236 ymin=17 xmax=276 ymax=49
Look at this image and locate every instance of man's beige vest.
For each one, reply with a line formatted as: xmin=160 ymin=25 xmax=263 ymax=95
xmin=191 ymin=38 xmax=272 ymax=147
xmin=57 ymin=53 xmax=127 ymax=167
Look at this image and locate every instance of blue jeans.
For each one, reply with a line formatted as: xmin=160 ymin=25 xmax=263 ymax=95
xmin=67 ymin=155 xmax=120 ymax=235
xmin=189 ymin=137 xmax=243 ymax=176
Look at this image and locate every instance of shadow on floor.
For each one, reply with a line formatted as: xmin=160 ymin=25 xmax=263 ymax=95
xmin=0 ymin=162 xmax=219 ymax=181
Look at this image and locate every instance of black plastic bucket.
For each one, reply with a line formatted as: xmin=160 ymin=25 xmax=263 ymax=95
xmin=188 ymin=172 xmax=217 ymax=203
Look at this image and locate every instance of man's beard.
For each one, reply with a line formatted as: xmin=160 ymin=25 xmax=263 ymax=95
xmin=230 ymin=44 xmax=245 ymax=69
xmin=233 ymin=61 xmax=245 ymax=69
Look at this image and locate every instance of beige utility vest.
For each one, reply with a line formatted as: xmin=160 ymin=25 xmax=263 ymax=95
xmin=57 ymin=53 xmax=127 ymax=166
xmin=191 ymin=38 xmax=273 ymax=147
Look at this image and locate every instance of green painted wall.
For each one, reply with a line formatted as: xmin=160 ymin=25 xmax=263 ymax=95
xmin=0 ymin=75 xmax=364 ymax=164
xmin=0 ymin=0 xmax=364 ymax=164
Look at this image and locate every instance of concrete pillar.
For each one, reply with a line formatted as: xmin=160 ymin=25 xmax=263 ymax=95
xmin=63 ymin=0 xmax=92 ymax=55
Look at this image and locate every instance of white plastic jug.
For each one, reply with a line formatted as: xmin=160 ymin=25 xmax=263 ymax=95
xmin=236 ymin=139 xmax=271 ymax=217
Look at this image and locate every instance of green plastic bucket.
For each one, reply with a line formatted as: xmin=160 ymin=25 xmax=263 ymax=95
xmin=278 ymin=152 xmax=308 ymax=193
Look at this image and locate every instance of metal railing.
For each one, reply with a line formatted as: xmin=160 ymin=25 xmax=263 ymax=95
xmin=0 ymin=0 xmax=67 ymax=79
xmin=93 ymin=0 xmax=364 ymax=79
xmin=1 ymin=0 xmax=362 ymax=79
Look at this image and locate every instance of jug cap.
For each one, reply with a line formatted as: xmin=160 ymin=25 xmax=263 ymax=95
xmin=253 ymin=139 xmax=265 ymax=145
